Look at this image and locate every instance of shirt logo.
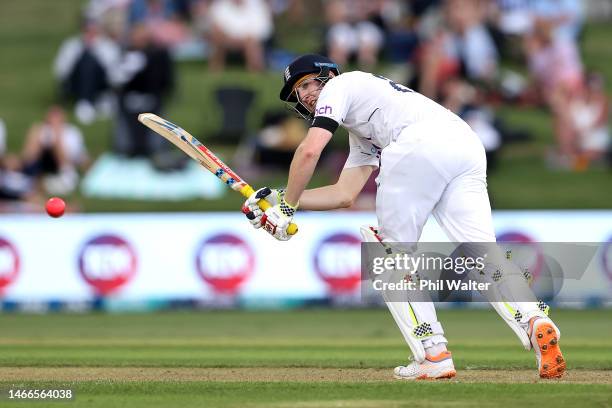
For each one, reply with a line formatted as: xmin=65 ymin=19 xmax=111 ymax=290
xmin=315 ymin=105 xmax=333 ymax=116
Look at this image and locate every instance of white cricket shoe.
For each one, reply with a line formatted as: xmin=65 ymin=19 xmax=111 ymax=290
xmin=393 ymin=351 xmax=456 ymax=380
xmin=529 ymin=317 xmax=566 ymax=379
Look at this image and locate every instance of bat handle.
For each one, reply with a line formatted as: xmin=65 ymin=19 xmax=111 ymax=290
xmin=241 ymin=186 xmax=299 ymax=236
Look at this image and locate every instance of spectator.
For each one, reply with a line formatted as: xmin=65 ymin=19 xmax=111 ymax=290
xmin=487 ymin=0 xmax=532 ymax=61
xmin=128 ymin=0 xmax=190 ymax=48
xmin=21 ymin=106 xmax=89 ymax=195
xmin=113 ymin=25 xmax=176 ymax=164
xmin=530 ymin=0 xmax=584 ymax=43
xmin=414 ymin=29 xmax=459 ymax=100
xmin=569 ymin=72 xmax=611 ymax=169
xmin=416 ymin=0 xmax=499 ymax=99
xmin=206 ymin=0 xmax=273 ymax=72
xmin=446 ymin=0 xmax=499 ymax=83
xmin=0 ymin=154 xmax=35 ymax=206
xmin=53 ymin=17 xmax=121 ymax=124
xmin=489 ymin=0 xmax=533 ymax=36
xmin=379 ymin=0 xmax=419 ymax=64
xmin=323 ymin=0 xmax=385 ymax=69
xmin=525 ymin=20 xmax=583 ymax=164
xmin=0 ymin=119 xmax=43 ymax=210
xmin=85 ymin=0 xmax=132 ymax=41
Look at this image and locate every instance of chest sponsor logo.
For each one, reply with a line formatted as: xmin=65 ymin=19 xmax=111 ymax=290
xmin=315 ymin=105 xmax=333 ymax=116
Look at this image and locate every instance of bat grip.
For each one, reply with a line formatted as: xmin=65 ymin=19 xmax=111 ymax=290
xmin=241 ymin=186 xmax=299 ymax=235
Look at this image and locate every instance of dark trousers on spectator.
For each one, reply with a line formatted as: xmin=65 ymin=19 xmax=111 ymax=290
xmin=114 ymin=92 xmax=166 ymax=158
xmin=61 ymin=50 xmax=108 ymax=103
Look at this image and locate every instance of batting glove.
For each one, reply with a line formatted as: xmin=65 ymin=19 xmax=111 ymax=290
xmin=242 ymin=187 xmax=285 ymax=229
xmin=260 ymin=198 xmax=298 ymax=241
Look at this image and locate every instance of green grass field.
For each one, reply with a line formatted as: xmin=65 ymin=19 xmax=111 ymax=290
xmin=0 ymin=309 xmax=610 ymax=407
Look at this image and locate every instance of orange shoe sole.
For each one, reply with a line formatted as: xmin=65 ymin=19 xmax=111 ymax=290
xmin=534 ymin=322 xmax=566 ymax=379
xmin=415 ymin=370 xmax=457 ymax=380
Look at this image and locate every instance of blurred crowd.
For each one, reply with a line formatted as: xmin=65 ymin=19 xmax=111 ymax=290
xmin=1 ymin=0 xmax=610 ymax=211
xmin=0 ymin=105 xmax=89 ymax=211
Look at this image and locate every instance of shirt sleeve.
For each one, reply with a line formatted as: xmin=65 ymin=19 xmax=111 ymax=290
xmin=343 ymin=132 xmax=380 ymax=169
xmin=313 ymin=76 xmax=349 ymax=125
xmin=53 ymin=38 xmax=82 ymax=80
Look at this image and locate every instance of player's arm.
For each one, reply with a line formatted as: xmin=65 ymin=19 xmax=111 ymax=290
xmin=243 ymin=125 xmax=333 ymax=240
xmin=299 ymin=165 xmax=375 ymax=210
xmin=283 ymin=126 xmax=333 ymax=207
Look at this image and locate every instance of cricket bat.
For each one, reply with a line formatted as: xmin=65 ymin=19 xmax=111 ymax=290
xmin=138 ymin=113 xmax=298 ymax=235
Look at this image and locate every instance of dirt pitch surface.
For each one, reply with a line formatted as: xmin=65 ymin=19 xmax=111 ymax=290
xmin=1 ymin=367 xmax=610 ymax=384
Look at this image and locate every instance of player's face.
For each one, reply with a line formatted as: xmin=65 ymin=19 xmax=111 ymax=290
xmin=295 ymin=78 xmax=324 ymax=113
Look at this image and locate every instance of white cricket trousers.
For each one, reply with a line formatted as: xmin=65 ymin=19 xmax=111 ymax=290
xmin=377 ymin=118 xmax=494 ymax=243
xmin=375 ymin=119 xmax=542 ymax=350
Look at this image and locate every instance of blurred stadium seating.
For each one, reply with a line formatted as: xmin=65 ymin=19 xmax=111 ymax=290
xmin=0 ymin=0 xmax=610 ymax=213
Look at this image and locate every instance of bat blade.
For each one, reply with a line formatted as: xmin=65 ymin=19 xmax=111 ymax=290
xmin=138 ymin=113 xmax=246 ymax=192
xmin=138 ymin=113 xmax=298 ymax=235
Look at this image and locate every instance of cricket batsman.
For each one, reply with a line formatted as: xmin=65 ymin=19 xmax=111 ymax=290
xmin=241 ymin=54 xmax=565 ymax=380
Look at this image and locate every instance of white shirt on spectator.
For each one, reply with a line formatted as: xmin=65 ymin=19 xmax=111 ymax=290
xmin=495 ymin=0 xmax=532 ymax=34
xmin=53 ymin=35 xmax=121 ymax=83
xmin=39 ymin=124 xmax=88 ymax=167
xmin=209 ymin=0 xmax=273 ymax=41
xmin=454 ymin=24 xmax=499 ymax=81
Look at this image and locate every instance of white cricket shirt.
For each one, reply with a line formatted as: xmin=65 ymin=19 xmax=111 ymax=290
xmin=313 ymin=71 xmax=460 ymax=168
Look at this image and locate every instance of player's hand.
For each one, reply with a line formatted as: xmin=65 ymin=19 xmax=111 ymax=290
xmin=260 ymin=198 xmax=298 ymax=241
xmin=241 ymin=187 xmax=285 ymax=229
